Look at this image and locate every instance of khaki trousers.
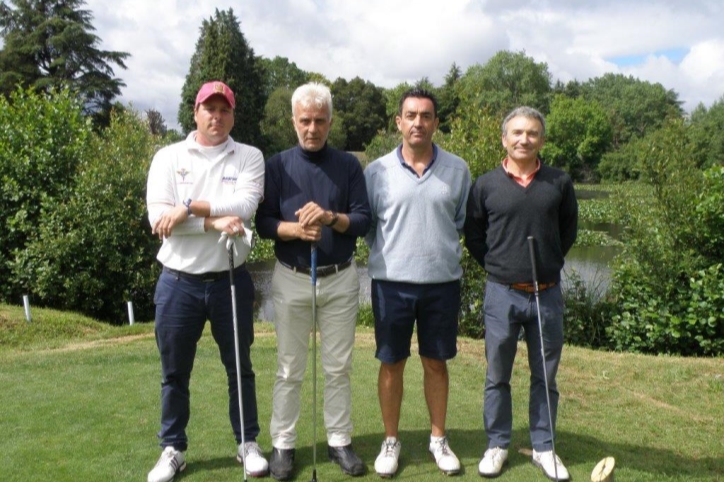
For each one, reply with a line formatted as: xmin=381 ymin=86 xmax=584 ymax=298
xmin=270 ymin=260 xmax=359 ymax=449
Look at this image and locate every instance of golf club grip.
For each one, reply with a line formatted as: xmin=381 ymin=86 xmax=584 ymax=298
xmin=310 ymin=243 xmax=317 ymax=285
xmin=228 ymin=243 xmax=235 ymax=282
xmin=527 ymin=236 xmax=539 ymax=283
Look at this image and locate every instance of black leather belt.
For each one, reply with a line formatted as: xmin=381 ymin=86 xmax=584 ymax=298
xmin=163 ymin=264 xmax=245 ymax=282
xmin=279 ymin=259 xmax=352 ymax=277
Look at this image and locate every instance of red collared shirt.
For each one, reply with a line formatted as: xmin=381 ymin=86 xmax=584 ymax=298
xmin=501 ymin=157 xmax=541 ymax=187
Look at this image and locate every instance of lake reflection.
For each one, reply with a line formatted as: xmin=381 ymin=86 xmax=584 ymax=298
xmin=563 ymin=244 xmax=620 ymax=295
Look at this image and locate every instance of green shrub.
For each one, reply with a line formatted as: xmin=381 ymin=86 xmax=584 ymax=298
xmin=0 ymin=88 xmax=93 ymax=302
xmin=562 ymin=270 xmax=613 ymax=348
xmin=602 ymin=122 xmax=723 ymax=356
xmin=458 ymin=249 xmax=486 ymax=339
xmin=608 ymin=262 xmax=724 ymax=356
xmin=363 ymin=130 xmax=400 ymax=162
xmin=694 ymin=165 xmax=724 ymax=262
xmin=436 ymin=96 xmax=502 ymax=179
xmin=357 ymin=302 xmax=375 ymax=328
xmin=12 ymin=109 xmax=163 ymax=324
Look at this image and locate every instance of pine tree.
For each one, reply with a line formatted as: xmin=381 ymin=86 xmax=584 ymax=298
xmin=0 ymin=0 xmax=130 ymax=122
xmin=178 ymin=8 xmax=266 ymax=149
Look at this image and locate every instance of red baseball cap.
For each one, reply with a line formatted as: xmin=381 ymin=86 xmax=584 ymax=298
xmin=195 ymin=81 xmax=236 ymax=109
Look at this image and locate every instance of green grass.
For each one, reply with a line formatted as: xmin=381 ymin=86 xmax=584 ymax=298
xmin=1 ymin=303 xmax=722 ymax=481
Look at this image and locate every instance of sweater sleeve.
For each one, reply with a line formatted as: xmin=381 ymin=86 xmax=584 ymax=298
xmin=559 ymin=175 xmax=578 ymax=256
xmin=464 ymin=177 xmax=488 ymax=267
xmin=343 ymin=159 xmax=371 ymax=237
xmin=363 ymin=164 xmax=378 ymax=248
xmin=255 ymin=155 xmax=282 ymax=240
xmin=456 ymin=166 xmax=472 ymax=235
xmin=146 ymin=146 xmax=208 ymax=236
xmin=209 ymin=145 xmax=265 ymax=221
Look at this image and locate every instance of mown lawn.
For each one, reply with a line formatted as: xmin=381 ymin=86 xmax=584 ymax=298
xmin=0 ymin=303 xmax=722 ymax=481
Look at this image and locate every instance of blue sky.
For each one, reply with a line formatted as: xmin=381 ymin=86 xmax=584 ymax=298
xmin=608 ymin=48 xmax=690 ymax=67
xmin=81 ymin=0 xmax=724 ymax=130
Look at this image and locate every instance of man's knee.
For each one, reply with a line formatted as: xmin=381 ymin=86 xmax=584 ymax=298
xmin=420 ymin=356 xmax=448 ymax=377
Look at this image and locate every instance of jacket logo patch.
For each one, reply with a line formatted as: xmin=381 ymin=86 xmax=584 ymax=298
xmin=177 ymin=168 xmax=193 ymax=185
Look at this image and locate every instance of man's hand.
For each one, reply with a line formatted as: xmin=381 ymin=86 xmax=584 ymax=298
xmin=295 ymin=201 xmax=329 ymax=227
xmin=296 ymin=222 xmax=322 ymax=242
xmin=152 ymin=205 xmax=188 ymax=239
xmin=208 ymin=216 xmax=245 ymax=237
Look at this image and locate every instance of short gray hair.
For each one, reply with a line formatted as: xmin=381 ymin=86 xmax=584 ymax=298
xmin=501 ymin=106 xmax=546 ymax=137
xmin=291 ymin=82 xmax=333 ymax=119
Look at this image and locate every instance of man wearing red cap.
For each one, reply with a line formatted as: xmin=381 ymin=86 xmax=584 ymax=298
xmin=146 ymin=81 xmax=268 ymax=482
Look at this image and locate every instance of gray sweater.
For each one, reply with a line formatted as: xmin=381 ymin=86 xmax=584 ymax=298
xmin=464 ymin=163 xmax=578 ymax=284
xmin=365 ymin=145 xmax=471 ymax=283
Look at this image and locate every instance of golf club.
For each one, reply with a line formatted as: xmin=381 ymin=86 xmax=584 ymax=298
xmin=527 ymin=236 xmax=559 ymax=482
xmin=310 ymin=242 xmax=319 ymax=482
xmin=226 ymin=238 xmax=248 ymax=482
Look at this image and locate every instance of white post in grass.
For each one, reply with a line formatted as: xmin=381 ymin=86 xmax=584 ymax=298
xmin=127 ymin=301 xmax=135 ymax=326
xmin=23 ymin=295 xmax=32 ymax=322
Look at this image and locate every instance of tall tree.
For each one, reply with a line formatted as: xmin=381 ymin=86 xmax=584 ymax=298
xmin=688 ymin=97 xmax=724 ymax=169
xmin=145 ymin=108 xmax=167 ymax=136
xmin=259 ymin=56 xmax=309 ymax=98
xmin=457 ymin=50 xmax=552 ymax=116
xmin=260 ymin=87 xmax=297 ymax=156
xmin=543 ymin=95 xmax=612 ymax=181
xmin=579 ymin=73 xmax=683 ymax=148
xmin=382 ymin=82 xmax=413 ymax=131
xmin=437 ymin=62 xmax=462 ymax=133
xmin=0 ymin=0 xmax=129 ymax=122
xmin=178 ymin=8 xmax=266 ymax=149
xmin=331 ymin=76 xmax=386 ymax=151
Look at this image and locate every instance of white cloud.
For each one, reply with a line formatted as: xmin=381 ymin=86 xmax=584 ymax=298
xmin=75 ymin=0 xmax=724 ymax=130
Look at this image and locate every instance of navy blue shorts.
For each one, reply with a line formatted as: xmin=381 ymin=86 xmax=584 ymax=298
xmin=372 ymin=279 xmax=461 ymax=364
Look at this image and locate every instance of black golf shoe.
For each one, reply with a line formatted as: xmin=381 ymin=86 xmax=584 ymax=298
xmin=269 ymin=447 xmax=295 ymax=481
xmin=328 ymin=444 xmax=366 ymax=476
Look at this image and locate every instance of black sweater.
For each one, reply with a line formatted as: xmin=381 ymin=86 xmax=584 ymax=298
xmin=255 ymin=144 xmax=371 ymax=268
xmin=464 ymin=164 xmax=578 ymax=285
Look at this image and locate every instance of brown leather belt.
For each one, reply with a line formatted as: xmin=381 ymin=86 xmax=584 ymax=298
xmin=279 ymin=260 xmax=352 ymax=277
xmin=510 ymin=281 xmax=557 ymax=293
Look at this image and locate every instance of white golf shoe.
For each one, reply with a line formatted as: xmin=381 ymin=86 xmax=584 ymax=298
xmin=428 ymin=436 xmax=461 ymax=475
xmin=478 ymin=447 xmax=508 ymax=478
xmin=237 ymin=441 xmax=270 ymax=477
xmin=374 ymin=436 xmax=401 ymax=477
xmin=532 ymin=449 xmax=570 ymax=481
xmin=147 ymin=446 xmax=186 ymax=482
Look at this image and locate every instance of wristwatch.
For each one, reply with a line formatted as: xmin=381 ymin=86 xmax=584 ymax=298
xmin=183 ymin=198 xmax=192 ymax=216
xmin=326 ymin=211 xmax=339 ymax=227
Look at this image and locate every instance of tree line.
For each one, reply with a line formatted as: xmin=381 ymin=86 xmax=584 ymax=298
xmin=4 ymin=2 xmax=723 ymax=182
xmin=1 ymin=1 xmax=723 ymax=355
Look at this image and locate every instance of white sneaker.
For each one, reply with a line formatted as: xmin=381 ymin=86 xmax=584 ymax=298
xmin=148 ymin=446 xmax=186 ymax=482
xmin=237 ymin=441 xmax=270 ymax=477
xmin=374 ymin=437 xmax=401 ymax=477
xmin=429 ymin=436 xmax=461 ymax=475
xmin=478 ymin=447 xmax=508 ymax=478
xmin=532 ymin=449 xmax=570 ymax=481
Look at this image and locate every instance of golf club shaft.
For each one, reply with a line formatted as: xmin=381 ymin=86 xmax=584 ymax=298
xmin=228 ymin=244 xmax=248 ymax=482
xmin=527 ymin=236 xmax=559 ymax=482
xmin=310 ymin=242 xmax=318 ymax=482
